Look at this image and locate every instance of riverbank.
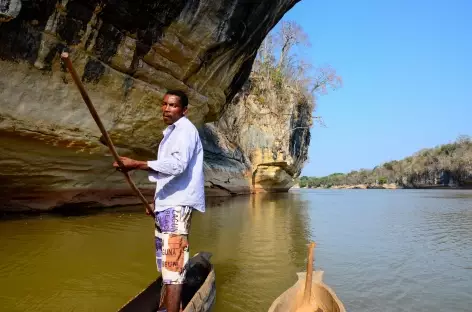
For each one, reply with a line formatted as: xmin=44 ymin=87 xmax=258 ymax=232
xmin=294 ymin=183 xmax=472 ymax=190
xmin=0 ymin=190 xmax=236 ymax=217
xmin=330 ymin=183 xmax=398 ymax=189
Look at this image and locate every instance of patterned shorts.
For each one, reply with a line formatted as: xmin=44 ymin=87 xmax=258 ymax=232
xmin=155 ymin=206 xmax=193 ymax=285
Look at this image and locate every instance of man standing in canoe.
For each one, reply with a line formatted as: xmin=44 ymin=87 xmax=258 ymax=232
xmin=113 ymin=90 xmax=205 ymax=312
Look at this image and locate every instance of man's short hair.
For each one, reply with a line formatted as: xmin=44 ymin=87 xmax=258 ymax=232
xmin=165 ymin=90 xmax=188 ymax=108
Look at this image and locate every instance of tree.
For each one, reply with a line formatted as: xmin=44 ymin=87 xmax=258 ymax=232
xmin=378 ymin=177 xmax=388 ymax=184
xmin=310 ymin=65 xmax=343 ymax=95
xmin=253 ymin=20 xmax=342 ymax=126
xmin=276 ymin=21 xmax=309 ymax=72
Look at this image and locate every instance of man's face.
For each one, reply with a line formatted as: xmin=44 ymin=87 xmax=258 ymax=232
xmin=161 ymin=94 xmax=187 ymax=125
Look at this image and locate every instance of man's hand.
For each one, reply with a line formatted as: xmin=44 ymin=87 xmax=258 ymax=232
xmin=113 ymin=156 xmax=140 ymax=172
xmin=146 ymin=202 xmax=155 ymax=216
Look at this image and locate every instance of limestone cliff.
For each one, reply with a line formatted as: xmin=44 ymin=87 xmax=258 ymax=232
xmin=0 ymin=0 xmax=305 ymax=211
xmin=206 ymin=76 xmax=311 ymax=194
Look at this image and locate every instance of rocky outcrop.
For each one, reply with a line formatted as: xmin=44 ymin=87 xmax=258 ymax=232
xmin=211 ymin=77 xmax=311 ymax=193
xmin=329 ymin=183 xmax=398 ymax=190
xmin=0 ymin=0 xmax=21 ymax=22
xmin=0 ymin=0 xmax=304 ymax=211
xmin=199 ymin=123 xmax=252 ymax=196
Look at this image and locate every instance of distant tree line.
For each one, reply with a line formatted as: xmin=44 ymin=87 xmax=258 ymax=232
xmin=298 ymin=135 xmax=472 ymax=188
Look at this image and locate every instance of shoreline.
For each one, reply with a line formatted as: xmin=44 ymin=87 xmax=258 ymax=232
xmin=0 ymin=187 xmax=292 ymax=216
xmin=0 ymin=193 xmax=240 ymax=219
xmin=295 ymin=184 xmax=472 ymax=190
xmin=3 ymin=184 xmax=471 ymax=217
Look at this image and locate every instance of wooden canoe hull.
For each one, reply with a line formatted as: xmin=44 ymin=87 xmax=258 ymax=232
xmin=268 ymin=271 xmax=346 ymax=312
xmin=119 ymin=252 xmax=216 ymax=312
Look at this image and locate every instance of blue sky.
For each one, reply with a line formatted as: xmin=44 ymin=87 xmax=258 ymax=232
xmin=279 ymin=0 xmax=471 ymax=177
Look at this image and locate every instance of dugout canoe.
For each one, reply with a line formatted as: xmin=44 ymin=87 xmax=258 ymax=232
xmin=268 ymin=242 xmax=345 ymax=312
xmin=267 ymin=271 xmax=346 ymax=312
xmin=118 ymin=252 xmax=216 ymax=312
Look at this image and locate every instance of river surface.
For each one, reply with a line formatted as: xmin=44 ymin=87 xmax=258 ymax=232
xmin=1 ymin=189 xmax=471 ymax=312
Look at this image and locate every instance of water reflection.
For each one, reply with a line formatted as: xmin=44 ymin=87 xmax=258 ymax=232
xmin=0 ymin=193 xmax=313 ymax=312
xmin=191 ymin=193 xmax=313 ymax=311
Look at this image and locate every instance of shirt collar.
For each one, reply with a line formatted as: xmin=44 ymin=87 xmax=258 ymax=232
xmin=162 ymin=116 xmax=186 ymax=135
xmin=173 ymin=116 xmax=187 ymax=128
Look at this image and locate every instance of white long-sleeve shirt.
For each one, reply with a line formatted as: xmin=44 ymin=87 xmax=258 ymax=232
xmin=147 ymin=116 xmax=205 ymax=212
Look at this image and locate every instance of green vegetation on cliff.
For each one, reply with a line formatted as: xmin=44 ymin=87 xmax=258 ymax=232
xmin=299 ymin=135 xmax=472 ymax=188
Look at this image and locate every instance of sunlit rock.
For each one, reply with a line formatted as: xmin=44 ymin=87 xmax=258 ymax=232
xmin=0 ymin=0 xmax=304 ymax=211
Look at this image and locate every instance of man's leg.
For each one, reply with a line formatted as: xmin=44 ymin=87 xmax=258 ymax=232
xmin=154 ymin=214 xmax=166 ymax=311
xmin=162 ymin=233 xmax=189 ymax=312
xmin=156 ymin=206 xmax=192 ymax=312
xmin=165 ymin=279 xmax=183 ymax=312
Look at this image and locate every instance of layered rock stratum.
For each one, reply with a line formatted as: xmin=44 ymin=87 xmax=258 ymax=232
xmin=0 ymin=0 xmax=309 ymax=211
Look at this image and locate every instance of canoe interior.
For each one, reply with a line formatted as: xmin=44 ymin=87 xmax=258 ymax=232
xmin=119 ymin=252 xmax=214 ymax=312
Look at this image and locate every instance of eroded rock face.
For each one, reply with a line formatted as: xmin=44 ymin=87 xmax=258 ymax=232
xmin=199 ymin=124 xmax=252 ymax=196
xmin=0 ymin=0 xmax=302 ymax=211
xmin=213 ymin=78 xmax=311 ymax=193
xmin=0 ymin=0 xmax=22 ymax=22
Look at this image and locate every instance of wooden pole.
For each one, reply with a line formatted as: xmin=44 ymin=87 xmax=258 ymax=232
xmin=60 ymin=52 xmax=155 ymax=218
xmin=303 ymin=242 xmax=316 ymax=304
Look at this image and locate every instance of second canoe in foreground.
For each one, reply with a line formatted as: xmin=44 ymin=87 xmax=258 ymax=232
xmin=268 ymin=242 xmax=345 ymax=312
xmin=118 ymin=252 xmax=216 ymax=312
xmin=267 ymin=270 xmax=346 ymax=312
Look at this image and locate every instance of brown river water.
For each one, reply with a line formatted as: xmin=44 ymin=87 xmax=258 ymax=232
xmin=1 ymin=189 xmax=471 ymax=312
